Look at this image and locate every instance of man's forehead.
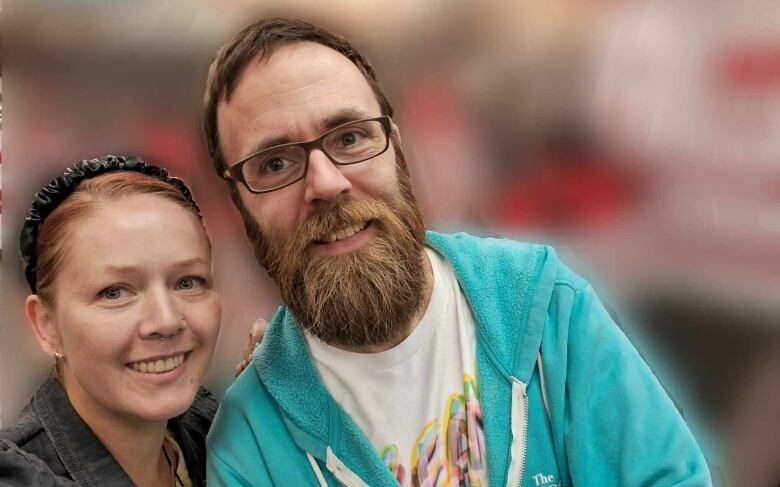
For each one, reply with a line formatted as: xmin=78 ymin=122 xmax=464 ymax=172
xmin=216 ymin=41 xmax=382 ymax=160
xmin=227 ymin=42 xmax=373 ymax=108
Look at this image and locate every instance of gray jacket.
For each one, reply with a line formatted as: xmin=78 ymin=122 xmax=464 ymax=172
xmin=0 ymin=376 xmax=216 ymax=486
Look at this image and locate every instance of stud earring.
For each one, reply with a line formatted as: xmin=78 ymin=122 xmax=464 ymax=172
xmin=54 ymin=351 xmax=65 ymax=362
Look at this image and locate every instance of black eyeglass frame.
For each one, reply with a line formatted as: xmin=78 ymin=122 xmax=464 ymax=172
xmin=222 ymin=116 xmax=393 ymax=194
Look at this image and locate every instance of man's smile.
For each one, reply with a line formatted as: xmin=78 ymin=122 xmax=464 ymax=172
xmin=313 ymin=221 xmax=375 ymax=255
xmin=314 ymin=220 xmax=371 ymax=244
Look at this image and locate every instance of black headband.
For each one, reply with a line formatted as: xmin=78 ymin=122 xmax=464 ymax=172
xmin=19 ymin=155 xmax=201 ymax=294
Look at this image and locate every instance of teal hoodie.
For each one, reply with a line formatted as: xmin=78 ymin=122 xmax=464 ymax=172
xmin=207 ymin=232 xmax=711 ymax=486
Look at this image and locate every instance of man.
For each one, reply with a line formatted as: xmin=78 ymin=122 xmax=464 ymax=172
xmin=203 ymin=18 xmax=710 ymax=487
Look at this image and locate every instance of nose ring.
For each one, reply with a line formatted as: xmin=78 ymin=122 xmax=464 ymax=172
xmin=159 ymin=317 xmax=185 ymax=341
xmin=159 ymin=328 xmax=182 ymax=341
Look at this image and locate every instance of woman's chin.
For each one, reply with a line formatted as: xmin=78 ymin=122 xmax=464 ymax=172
xmin=131 ymin=396 xmax=196 ymax=424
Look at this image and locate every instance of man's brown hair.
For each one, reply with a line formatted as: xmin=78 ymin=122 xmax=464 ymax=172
xmin=203 ymin=17 xmax=395 ymax=181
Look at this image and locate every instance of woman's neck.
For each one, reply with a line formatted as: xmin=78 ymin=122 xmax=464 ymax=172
xmin=96 ymin=420 xmax=171 ymax=487
xmin=62 ymin=376 xmax=172 ymax=487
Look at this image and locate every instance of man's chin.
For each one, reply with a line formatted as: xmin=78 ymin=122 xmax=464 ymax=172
xmin=283 ymin=237 xmax=425 ymax=349
xmin=256 ymin=189 xmax=427 ymax=349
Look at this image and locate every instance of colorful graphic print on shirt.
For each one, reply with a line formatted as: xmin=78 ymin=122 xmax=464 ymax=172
xmin=381 ymin=374 xmax=485 ymax=487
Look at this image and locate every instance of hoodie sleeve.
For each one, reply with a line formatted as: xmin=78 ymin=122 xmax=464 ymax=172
xmin=561 ymin=283 xmax=712 ymax=486
xmin=206 ymin=382 xmax=274 ymax=487
xmin=206 ymin=443 xmax=259 ymax=487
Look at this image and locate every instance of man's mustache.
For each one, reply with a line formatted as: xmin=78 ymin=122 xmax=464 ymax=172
xmin=287 ymin=199 xmax=383 ymax=251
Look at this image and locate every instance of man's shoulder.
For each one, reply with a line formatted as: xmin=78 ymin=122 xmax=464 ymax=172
xmin=426 ymin=230 xmax=550 ymax=256
xmin=209 ymin=364 xmax=284 ymax=447
xmin=217 ymin=364 xmax=272 ymax=415
xmin=207 ymin=364 xmax=308 ymax=484
xmin=427 ymin=230 xmax=588 ymax=290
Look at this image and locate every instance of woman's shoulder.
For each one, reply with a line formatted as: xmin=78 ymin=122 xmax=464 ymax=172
xmin=0 ymin=380 xmax=74 ymax=487
xmin=0 ymin=439 xmax=75 ymax=487
xmin=0 ymin=378 xmax=70 ymax=481
xmin=0 ymin=400 xmax=44 ymax=447
xmin=0 ymin=379 xmax=56 ymax=457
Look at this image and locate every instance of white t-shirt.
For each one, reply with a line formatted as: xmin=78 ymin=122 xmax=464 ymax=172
xmin=305 ymin=248 xmax=488 ymax=486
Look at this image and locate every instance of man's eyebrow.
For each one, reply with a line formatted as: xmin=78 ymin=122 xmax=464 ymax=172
xmin=320 ymin=109 xmax=374 ymax=132
xmin=243 ymin=135 xmax=294 ymax=160
xmin=241 ymin=108 xmax=376 ymax=159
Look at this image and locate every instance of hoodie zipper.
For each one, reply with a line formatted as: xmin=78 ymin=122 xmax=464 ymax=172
xmin=505 ymin=378 xmax=529 ymax=487
xmin=536 ymin=354 xmax=552 ymax=423
xmin=307 ymin=452 xmax=329 ymax=487
xmin=325 ymin=447 xmax=369 ymax=487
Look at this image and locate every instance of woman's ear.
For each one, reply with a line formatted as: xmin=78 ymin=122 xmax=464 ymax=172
xmin=25 ymin=295 xmax=61 ymax=358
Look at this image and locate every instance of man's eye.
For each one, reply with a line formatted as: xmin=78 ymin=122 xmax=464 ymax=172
xmin=339 ymin=131 xmax=362 ymax=146
xmin=265 ymin=157 xmax=290 ymax=173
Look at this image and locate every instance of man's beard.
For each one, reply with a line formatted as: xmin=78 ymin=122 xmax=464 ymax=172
xmin=237 ymin=149 xmax=427 ymax=348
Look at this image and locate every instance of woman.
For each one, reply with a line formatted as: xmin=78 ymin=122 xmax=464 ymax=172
xmin=1 ymin=156 xmax=225 ymax=486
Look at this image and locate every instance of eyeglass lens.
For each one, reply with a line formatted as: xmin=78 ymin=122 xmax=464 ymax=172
xmin=241 ymin=119 xmax=387 ymax=192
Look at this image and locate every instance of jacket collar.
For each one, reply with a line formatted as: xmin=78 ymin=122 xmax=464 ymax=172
xmin=425 ymin=231 xmax=558 ymax=383
xmin=32 ymin=377 xmax=210 ymax=487
xmin=34 ymin=377 xmax=135 ymax=486
xmin=254 ymin=308 xmax=399 ymax=485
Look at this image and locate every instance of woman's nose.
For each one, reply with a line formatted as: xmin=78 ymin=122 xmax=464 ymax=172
xmin=140 ymin=288 xmax=184 ymax=340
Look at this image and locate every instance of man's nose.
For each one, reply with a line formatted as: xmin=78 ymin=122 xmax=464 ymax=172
xmin=303 ymin=149 xmax=352 ymax=206
xmin=140 ymin=288 xmax=184 ymax=340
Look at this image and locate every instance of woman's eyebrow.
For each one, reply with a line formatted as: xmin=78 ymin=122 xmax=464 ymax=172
xmin=170 ymin=257 xmax=210 ymax=268
xmin=101 ymin=258 xmax=208 ymax=275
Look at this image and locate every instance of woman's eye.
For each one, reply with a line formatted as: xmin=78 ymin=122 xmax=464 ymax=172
xmin=100 ymin=286 xmax=126 ymax=300
xmin=177 ymin=276 xmax=204 ymax=291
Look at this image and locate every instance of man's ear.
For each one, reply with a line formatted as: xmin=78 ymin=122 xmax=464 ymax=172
xmin=25 ymin=295 xmax=61 ymax=358
xmin=391 ymin=122 xmax=402 ymax=146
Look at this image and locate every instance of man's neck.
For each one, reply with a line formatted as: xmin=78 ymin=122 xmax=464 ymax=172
xmin=335 ymin=248 xmax=434 ymax=354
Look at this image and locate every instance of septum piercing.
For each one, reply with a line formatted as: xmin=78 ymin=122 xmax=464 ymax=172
xmin=158 ymin=329 xmax=182 ymax=341
xmin=159 ymin=318 xmax=185 ymax=341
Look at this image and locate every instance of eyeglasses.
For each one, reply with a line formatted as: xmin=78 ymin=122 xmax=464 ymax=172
xmin=222 ymin=116 xmax=393 ymax=194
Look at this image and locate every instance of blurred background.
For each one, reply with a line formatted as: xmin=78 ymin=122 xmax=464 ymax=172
xmin=2 ymin=1 xmax=778 ymax=484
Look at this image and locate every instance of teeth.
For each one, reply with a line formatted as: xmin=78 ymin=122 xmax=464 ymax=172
xmin=323 ymin=222 xmax=367 ymax=243
xmin=130 ymin=353 xmax=185 ymax=374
